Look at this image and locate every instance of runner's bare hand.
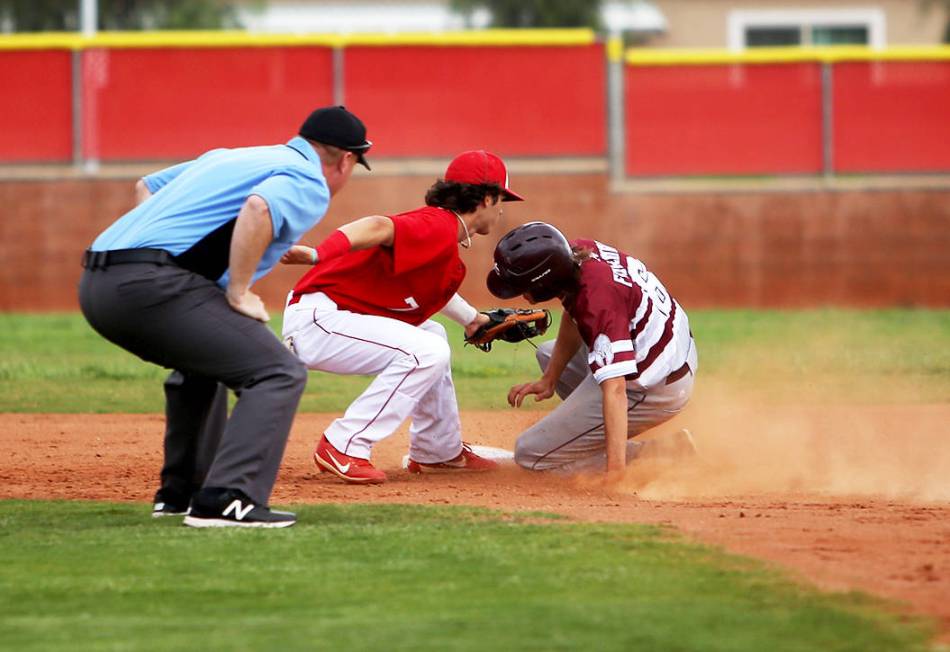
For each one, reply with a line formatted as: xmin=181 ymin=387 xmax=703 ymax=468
xmin=508 ymin=377 xmax=555 ymax=407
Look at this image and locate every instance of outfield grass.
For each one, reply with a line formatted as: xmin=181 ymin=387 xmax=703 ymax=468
xmin=1 ymin=313 xmax=945 ymax=649
xmin=0 ymin=310 xmax=947 ymax=412
xmin=0 ymin=501 xmax=932 ymax=652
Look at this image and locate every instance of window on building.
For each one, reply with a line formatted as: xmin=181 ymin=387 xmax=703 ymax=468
xmin=746 ymin=26 xmax=801 ymax=47
xmin=730 ymin=9 xmax=884 ymax=50
xmin=811 ymin=25 xmax=869 ymax=45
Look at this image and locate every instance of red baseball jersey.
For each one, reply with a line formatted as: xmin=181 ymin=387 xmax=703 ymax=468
xmin=290 ymin=206 xmax=465 ymax=326
xmin=563 ymin=239 xmax=692 ymax=390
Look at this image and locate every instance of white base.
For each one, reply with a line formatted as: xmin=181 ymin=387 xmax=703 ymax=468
xmin=401 ymin=445 xmax=514 ymax=469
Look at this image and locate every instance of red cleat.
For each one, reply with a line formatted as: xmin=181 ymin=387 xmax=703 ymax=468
xmin=314 ymin=435 xmax=386 ymax=484
xmin=407 ymin=443 xmax=499 ymax=474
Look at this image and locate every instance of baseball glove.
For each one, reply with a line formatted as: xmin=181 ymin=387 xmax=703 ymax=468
xmin=465 ymin=308 xmax=552 ymax=352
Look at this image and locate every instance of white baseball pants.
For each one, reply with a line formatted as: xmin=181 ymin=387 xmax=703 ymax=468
xmin=282 ymin=292 xmax=464 ymax=463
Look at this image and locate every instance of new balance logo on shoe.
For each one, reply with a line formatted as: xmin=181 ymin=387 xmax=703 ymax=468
xmin=222 ymin=499 xmax=254 ymax=521
xmin=183 ymin=489 xmax=296 ymax=528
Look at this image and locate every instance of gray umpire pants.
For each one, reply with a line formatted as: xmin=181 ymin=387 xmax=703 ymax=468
xmin=158 ymin=371 xmax=228 ymax=506
xmin=79 ymin=261 xmax=307 ymax=505
xmin=514 ymin=339 xmax=697 ymax=472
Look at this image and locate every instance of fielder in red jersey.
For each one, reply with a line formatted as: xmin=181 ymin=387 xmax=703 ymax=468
xmin=288 ymin=205 xmax=466 ymax=325
xmin=488 ymin=222 xmax=698 ymax=484
xmin=281 ymin=150 xmax=523 ymax=484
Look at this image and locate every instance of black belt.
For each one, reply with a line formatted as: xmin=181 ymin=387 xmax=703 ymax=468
xmin=665 ymin=361 xmax=691 ymax=385
xmin=82 ymin=248 xmax=175 ymax=270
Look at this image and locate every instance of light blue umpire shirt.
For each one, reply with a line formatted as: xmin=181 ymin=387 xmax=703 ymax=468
xmin=91 ymin=136 xmax=330 ymax=288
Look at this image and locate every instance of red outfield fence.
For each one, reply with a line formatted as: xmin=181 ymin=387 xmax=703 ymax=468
xmin=0 ymin=31 xmax=604 ymax=164
xmin=0 ymin=33 xmax=948 ymax=177
xmin=343 ymin=44 xmax=605 ymax=157
xmin=622 ymin=47 xmax=950 ymax=177
xmin=624 ymin=63 xmax=825 ymax=176
xmin=84 ymin=46 xmax=336 ymax=160
xmin=0 ymin=49 xmax=73 ymax=162
xmin=833 ymin=61 xmax=950 ymax=173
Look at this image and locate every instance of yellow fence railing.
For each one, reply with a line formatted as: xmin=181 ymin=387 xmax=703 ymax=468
xmin=625 ymin=45 xmax=950 ymax=66
xmin=3 ymin=32 xmax=946 ymax=64
xmin=0 ymin=29 xmax=597 ymax=51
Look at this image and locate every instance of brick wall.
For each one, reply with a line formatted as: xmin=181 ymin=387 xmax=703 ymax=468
xmin=2 ymin=174 xmax=947 ymax=311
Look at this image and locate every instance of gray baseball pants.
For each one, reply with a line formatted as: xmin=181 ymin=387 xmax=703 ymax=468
xmin=79 ymin=261 xmax=307 ymax=505
xmin=514 ymin=339 xmax=697 ymax=472
xmin=157 ymin=371 xmax=229 ymax=506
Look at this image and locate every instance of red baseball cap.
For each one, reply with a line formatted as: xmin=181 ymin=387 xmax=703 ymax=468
xmin=444 ymin=150 xmax=524 ymax=202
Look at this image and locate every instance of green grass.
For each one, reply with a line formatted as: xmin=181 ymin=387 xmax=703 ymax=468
xmin=0 ymin=500 xmax=932 ymax=652
xmin=0 ymin=309 xmax=948 ymax=412
xmin=0 ymin=312 xmax=543 ymax=413
xmin=693 ymin=309 xmax=950 ymax=403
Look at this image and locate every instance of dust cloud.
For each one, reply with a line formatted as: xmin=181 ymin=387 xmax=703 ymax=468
xmin=619 ymin=360 xmax=950 ymax=503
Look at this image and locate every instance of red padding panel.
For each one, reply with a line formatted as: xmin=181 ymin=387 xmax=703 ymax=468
xmin=86 ymin=47 xmax=334 ymax=160
xmin=834 ymin=61 xmax=950 ymax=173
xmin=625 ymin=63 xmax=823 ymax=176
xmin=0 ymin=51 xmax=73 ymax=162
xmin=344 ymin=45 xmax=605 ymax=157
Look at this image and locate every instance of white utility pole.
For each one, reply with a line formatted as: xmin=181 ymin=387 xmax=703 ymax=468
xmin=78 ymin=0 xmax=99 ymax=173
xmin=80 ymin=0 xmax=97 ymax=36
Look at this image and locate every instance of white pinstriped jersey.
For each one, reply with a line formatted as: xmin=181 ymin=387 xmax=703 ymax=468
xmin=563 ymin=239 xmax=692 ymax=390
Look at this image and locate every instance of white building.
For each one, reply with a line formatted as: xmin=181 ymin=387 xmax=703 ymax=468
xmin=234 ymin=0 xmax=947 ymax=48
xmin=236 ymin=0 xmax=667 ymax=36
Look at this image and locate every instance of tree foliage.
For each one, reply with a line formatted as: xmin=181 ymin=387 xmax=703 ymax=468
xmin=451 ymin=0 xmax=603 ymax=29
xmin=0 ymin=0 xmax=242 ymax=32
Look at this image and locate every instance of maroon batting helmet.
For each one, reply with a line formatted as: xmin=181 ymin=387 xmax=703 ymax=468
xmin=487 ymin=222 xmax=575 ymax=302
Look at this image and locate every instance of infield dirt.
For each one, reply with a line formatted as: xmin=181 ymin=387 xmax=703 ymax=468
xmin=2 ymin=400 xmax=948 ymax=641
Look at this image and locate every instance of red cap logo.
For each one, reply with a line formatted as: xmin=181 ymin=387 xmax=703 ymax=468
xmin=444 ymin=150 xmax=524 ymax=202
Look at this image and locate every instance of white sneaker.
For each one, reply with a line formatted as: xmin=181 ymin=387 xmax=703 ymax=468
xmin=151 ymin=502 xmax=190 ymax=518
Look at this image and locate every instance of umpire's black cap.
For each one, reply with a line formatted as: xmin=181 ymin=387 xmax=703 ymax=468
xmin=299 ymin=105 xmax=372 ymax=170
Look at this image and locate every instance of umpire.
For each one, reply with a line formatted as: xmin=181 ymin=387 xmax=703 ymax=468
xmin=79 ymin=106 xmax=371 ymax=528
